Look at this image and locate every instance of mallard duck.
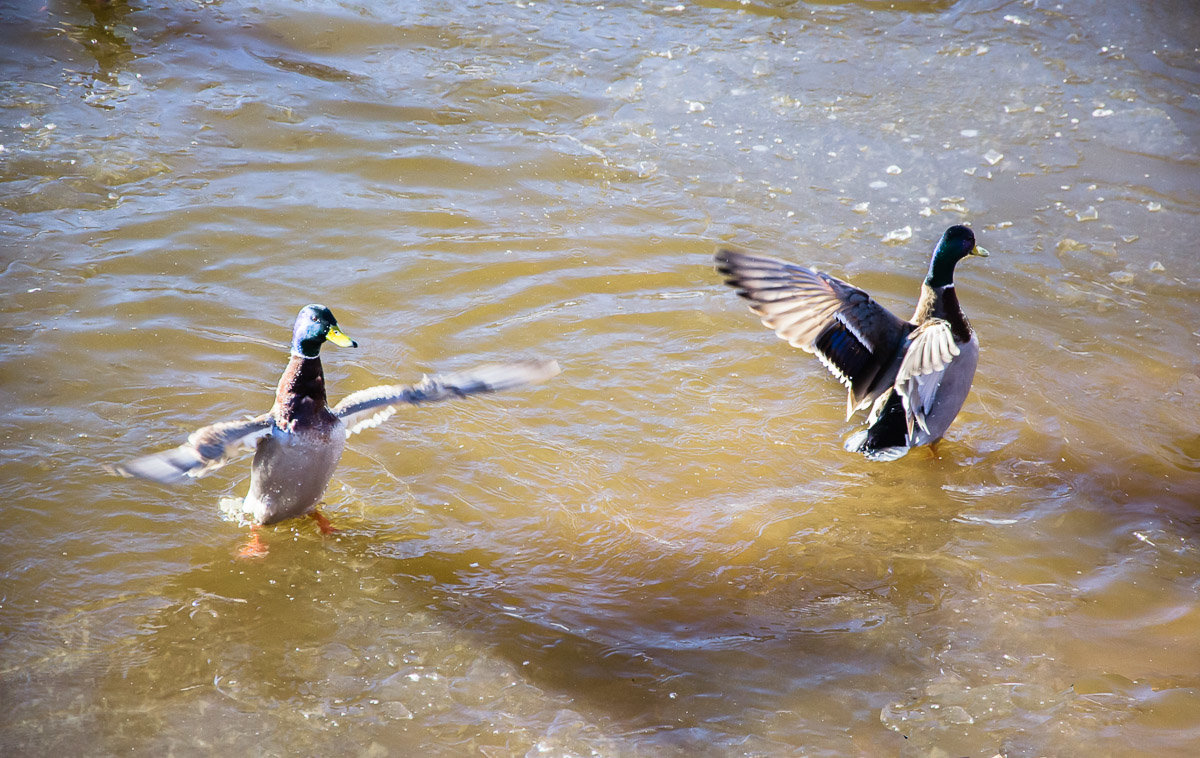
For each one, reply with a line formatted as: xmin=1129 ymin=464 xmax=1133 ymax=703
xmin=715 ymin=225 xmax=988 ymax=461
xmin=114 ymin=304 xmax=560 ymax=534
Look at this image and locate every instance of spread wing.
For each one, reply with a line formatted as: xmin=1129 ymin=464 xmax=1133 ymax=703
xmin=112 ymin=414 xmax=274 ymax=483
xmin=894 ymin=319 xmax=960 ymax=435
xmin=715 ymin=247 xmax=912 ymax=416
xmin=334 ymin=359 xmax=561 ymax=437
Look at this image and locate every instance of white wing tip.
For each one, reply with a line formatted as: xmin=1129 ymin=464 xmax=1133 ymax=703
xmin=109 ymin=445 xmax=204 ymax=484
xmin=345 ymin=406 xmax=398 ymax=437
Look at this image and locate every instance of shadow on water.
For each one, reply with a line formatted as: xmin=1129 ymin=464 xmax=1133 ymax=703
xmin=18 ymin=373 xmax=1200 ymax=757
xmin=84 ymin=469 xmax=990 ymax=754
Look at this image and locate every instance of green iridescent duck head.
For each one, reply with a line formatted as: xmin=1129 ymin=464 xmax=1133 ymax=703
xmin=291 ymin=304 xmax=357 ymax=359
xmin=925 ymin=225 xmax=989 ymax=288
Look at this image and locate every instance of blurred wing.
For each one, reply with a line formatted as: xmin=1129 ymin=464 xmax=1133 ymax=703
xmin=894 ymin=319 xmax=960 ymax=435
xmin=716 ymin=247 xmax=911 ymax=413
xmin=113 ymin=414 xmax=273 ymax=483
xmin=334 ymin=359 xmax=561 ymax=437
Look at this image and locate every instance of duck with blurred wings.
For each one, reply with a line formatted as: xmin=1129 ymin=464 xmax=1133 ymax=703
xmin=114 ymin=304 xmax=559 ymax=552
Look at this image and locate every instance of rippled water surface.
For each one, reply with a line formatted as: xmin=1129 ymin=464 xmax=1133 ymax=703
xmin=3 ymin=0 xmax=1199 ymax=755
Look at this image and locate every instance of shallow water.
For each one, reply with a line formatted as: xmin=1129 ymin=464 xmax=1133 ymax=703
xmin=2 ymin=0 xmax=1199 ymax=755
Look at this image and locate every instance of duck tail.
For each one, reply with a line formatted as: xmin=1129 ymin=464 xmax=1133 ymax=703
xmin=844 ymin=392 xmax=910 ymax=461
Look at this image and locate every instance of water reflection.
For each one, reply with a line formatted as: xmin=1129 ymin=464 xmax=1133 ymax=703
xmin=71 ymin=0 xmax=140 ymax=84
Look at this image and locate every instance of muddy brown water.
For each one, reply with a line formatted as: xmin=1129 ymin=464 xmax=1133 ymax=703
xmin=2 ymin=0 xmax=1199 ymax=755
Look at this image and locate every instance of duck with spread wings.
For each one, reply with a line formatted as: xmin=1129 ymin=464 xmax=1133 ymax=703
xmin=114 ymin=304 xmax=559 ymax=547
xmin=715 ymin=225 xmax=988 ymax=460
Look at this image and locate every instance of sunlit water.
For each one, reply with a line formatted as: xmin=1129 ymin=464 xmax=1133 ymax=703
xmin=2 ymin=0 xmax=1199 ymax=755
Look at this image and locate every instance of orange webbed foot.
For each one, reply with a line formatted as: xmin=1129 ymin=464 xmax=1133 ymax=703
xmin=237 ymin=530 xmax=268 ymax=559
xmin=310 ymin=510 xmax=338 ymax=536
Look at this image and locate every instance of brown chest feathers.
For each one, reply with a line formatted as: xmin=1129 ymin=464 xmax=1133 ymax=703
xmin=272 ymin=356 xmax=336 ymax=429
xmin=912 ymin=284 xmax=974 ymax=343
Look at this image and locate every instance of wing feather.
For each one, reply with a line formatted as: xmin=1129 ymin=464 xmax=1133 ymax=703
xmin=895 ymin=320 xmax=961 ymax=435
xmin=716 ymin=247 xmax=912 ymax=412
xmin=112 ymin=414 xmax=273 ymax=483
xmin=334 ymin=359 xmax=560 ymax=437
